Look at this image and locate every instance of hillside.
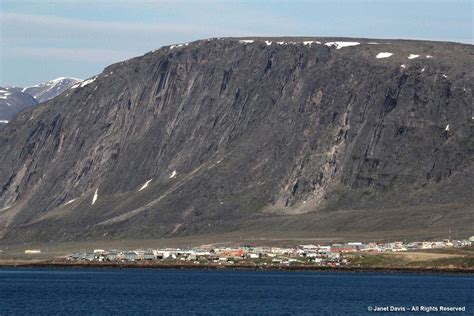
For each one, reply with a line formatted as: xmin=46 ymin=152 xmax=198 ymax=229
xmin=0 ymin=37 xmax=472 ymax=245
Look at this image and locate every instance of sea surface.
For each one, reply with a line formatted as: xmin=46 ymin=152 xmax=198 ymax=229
xmin=0 ymin=268 xmax=472 ymax=315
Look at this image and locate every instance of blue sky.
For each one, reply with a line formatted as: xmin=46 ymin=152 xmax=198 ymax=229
xmin=0 ymin=0 xmax=472 ymax=86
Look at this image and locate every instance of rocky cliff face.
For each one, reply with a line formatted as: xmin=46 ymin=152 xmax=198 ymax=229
xmin=0 ymin=38 xmax=472 ymax=244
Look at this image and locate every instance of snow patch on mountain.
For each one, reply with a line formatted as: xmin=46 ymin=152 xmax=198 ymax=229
xmin=138 ymin=179 xmax=153 ymax=191
xmin=376 ymin=52 xmax=393 ymax=59
xmin=92 ymin=189 xmax=98 ymax=205
xmin=303 ymin=41 xmax=321 ymax=46
xmin=324 ymin=41 xmax=360 ymax=49
xmin=64 ymin=198 xmax=77 ymax=206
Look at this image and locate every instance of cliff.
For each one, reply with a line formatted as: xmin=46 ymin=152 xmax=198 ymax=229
xmin=0 ymin=37 xmax=472 ymax=244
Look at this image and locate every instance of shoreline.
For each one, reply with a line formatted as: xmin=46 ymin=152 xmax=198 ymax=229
xmin=0 ymin=260 xmax=472 ymax=275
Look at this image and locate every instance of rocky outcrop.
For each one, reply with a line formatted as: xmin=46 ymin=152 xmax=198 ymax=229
xmin=0 ymin=38 xmax=472 ymax=244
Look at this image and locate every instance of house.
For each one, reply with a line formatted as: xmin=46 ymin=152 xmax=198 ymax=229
xmin=299 ymin=244 xmax=319 ymax=251
xmin=187 ymin=254 xmax=197 ymax=261
xmin=248 ymin=253 xmax=260 ymax=259
xmin=124 ymin=251 xmax=139 ymax=261
xmin=219 ymin=249 xmax=245 ymax=257
xmin=330 ymin=244 xmax=354 ymax=253
xmin=143 ymin=251 xmax=155 ymax=260
xmin=106 ymin=252 xmax=118 ymax=261
xmin=347 ymin=242 xmax=367 ymax=250
xmin=317 ymin=246 xmax=331 ymax=254
xmin=153 ymin=252 xmax=164 ymax=260
xmin=84 ymin=253 xmax=96 ymax=261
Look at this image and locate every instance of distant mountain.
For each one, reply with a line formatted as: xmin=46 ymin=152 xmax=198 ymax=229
xmin=0 ymin=38 xmax=472 ymax=245
xmin=0 ymin=77 xmax=82 ymax=127
xmin=22 ymin=77 xmax=82 ymax=103
xmin=0 ymin=87 xmax=38 ymax=127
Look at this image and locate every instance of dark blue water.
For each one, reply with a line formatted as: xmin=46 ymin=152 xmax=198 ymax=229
xmin=0 ymin=268 xmax=472 ymax=315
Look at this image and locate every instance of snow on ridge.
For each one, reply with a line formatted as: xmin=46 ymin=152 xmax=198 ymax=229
xmin=265 ymin=40 xmax=272 ymax=46
xmin=48 ymin=77 xmax=82 ymax=84
xmin=26 ymin=77 xmax=81 ymax=90
xmin=426 ymin=55 xmax=433 ymax=59
xmin=401 ymin=64 xmax=406 ymax=69
xmin=169 ymin=170 xmax=177 ymax=178
xmin=0 ymin=120 xmax=9 ymax=124
xmin=368 ymin=42 xmax=379 ymax=45
xmin=170 ymin=43 xmax=189 ymax=50
xmin=302 ymin=41 xmax=321 ymax=46
xmin=272 ymin=40 xmax=321 ymax=46
xmin=138 ymin=179 xmax=153 ymax=191
xmin=79 ymin=76 xmax=97 ymax=88
xmin=408 ymin=54 xmax=419 ymax=59
xmin=324 ymin=41 xmax=360 ymax=49
xmin=91 ymin=189 xmax=98 ymax=205
xmin=239 ymin=40 xmax=254 ymax=44
xmin=376 ymin=52 xmax=393 ymax=59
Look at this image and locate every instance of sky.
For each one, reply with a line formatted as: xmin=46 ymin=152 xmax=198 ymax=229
xmin=0 ymin=0 xmax=472 ymax=87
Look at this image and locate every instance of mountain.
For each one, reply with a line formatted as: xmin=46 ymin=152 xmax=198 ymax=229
xmin=22 ymin=77 xmax=82 ymax=103
xmin=0 ymin=38 xmax=472 ymax=245
xmin=0 ymin=78 xmax=82 ymax=128
xmin=0 ymin=87 xmax=38 ymax=127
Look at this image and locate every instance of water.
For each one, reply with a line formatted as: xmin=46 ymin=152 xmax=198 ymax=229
xmin=0 ymin=268 xmax=472 ymax=315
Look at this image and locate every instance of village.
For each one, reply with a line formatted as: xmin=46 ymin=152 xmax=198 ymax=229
xmin=60 ymin=236 xmax=474 ymax=268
